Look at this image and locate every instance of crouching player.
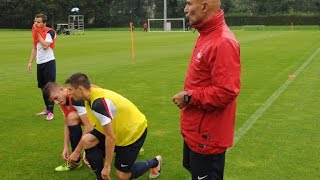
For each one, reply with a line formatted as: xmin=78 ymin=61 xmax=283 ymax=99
xmin=43 ymin=82 xmax=93 ymax=171
xmin=65 ymin=72 xmax=162 ymax=180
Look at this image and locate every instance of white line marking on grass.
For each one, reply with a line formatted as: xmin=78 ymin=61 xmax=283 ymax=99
xmin=233 ymin=48 xmax=320 ymax=146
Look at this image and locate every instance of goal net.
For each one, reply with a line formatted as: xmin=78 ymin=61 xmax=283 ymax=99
xmin=148 ymin=18 xmax=186 ymax=32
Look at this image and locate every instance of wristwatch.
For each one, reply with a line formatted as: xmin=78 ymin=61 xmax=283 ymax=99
xmin=184 ymin=93 xmax=191 ymax=104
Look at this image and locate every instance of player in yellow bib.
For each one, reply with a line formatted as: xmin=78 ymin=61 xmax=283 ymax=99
xmin=65 ymin=72 xmax=162 ymax=180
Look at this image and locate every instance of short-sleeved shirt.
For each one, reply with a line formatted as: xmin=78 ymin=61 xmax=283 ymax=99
xmin=36 ymin=30 xmax=55 ymax=64
xmin=60 ymin=95 xmax=86 ymax=118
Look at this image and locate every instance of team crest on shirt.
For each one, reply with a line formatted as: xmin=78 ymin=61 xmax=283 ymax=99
xmin=195 ymin=51 xmax=203 ymax=62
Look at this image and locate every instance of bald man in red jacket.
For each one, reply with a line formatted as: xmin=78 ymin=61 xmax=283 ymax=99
xmin=172 ymin=0 xmax=241 ymax=179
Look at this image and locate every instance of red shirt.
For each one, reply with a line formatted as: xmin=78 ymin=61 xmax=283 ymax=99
xmin=181 ymin=11 xmax=241 ymax=154
xmin=59 ymin=95 xmax=86 ymax=119
xmin=32 ymin=25 xmax=56 ymax=49
xmin=60 ymin=96 xmax=77 ymax=118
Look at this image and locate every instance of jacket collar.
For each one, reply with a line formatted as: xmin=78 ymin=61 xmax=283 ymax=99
xmin=193 ymin=10 xmax=225 ymax=35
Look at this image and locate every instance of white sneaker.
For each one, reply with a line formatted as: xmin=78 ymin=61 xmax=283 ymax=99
xmin=36 ymin=109 xmax=48 ymax=116
xmin=46 ymin=112 xmax=54 ymax=121
xmin=149 ymin=155 xmax=162 ymax=179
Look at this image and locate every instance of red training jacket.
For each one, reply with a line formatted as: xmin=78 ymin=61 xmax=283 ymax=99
xmin=32 ymin=25 xmax=56 ymax=49
xmin=181 ymin=10 xmax=241 ymax=154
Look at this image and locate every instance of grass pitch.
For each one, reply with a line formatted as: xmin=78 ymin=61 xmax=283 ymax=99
xmin=0 ymin=28 xmax=319 ymax=179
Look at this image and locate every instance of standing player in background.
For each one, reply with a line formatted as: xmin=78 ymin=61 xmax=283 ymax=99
xmin=42 ymin=82 xmax=93 ymax=171
xmin=65 ymin=72 xmax=162 ymax=180
xmin=27 ymin=13 xmax=57 ymax=121
xmin=143 ymin=22 xmax=148 ymax=32
xmin=172 ymin=0 xmax=241 ymax=179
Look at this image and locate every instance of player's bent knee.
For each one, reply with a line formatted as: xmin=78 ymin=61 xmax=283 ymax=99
xmin=81 ymin=134 xmax=98 ymax=149
xmin=65 ymin=111 xmax=80 ymax=125
xmin=116 ymin=170 xmax=131 ymax=180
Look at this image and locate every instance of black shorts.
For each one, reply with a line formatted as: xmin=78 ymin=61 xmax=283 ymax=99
xmin=183 ymin=141 xmax=226 ymax=180
xmin=89 ymin=128 xmax=106 ymax=156
xmin=114 ymin=128 xmax=147 ymax=173
xmin=37 ymin=60 xmax=56 ymax=88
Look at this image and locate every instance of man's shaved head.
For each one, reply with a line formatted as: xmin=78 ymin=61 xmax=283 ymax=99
xmin=184 ymin=0 xmax=221 ymax=26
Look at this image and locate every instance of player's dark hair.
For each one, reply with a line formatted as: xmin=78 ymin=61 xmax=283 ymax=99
xmin=35 ymin=13 xmax=47 ymax=23
xmin=42 ymin=82 xmax=59 ymax=100
xmin=65 ymin=72 xmax=91 ymax=90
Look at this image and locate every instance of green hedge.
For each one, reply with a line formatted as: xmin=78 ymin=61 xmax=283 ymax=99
xmin=225 ymin=14 xmax=320 ymax=26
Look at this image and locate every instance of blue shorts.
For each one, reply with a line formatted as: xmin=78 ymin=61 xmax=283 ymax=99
xmin=89 ymin=128 xmax=106 ymax=156
xmin=89 ymin=128 xmax=147 ymax=173
xmin=183 ymin=141 xmax=226 ymax=180
xmin=37 ymin=60 xmax=56 ymax=88
xmin=114 ymin=128 xmax=147 ymax=172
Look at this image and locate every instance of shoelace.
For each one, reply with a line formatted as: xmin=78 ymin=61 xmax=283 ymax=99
xmin=69 ymin=162 xmax=81 ymax=169
xmin=69 ymin=163 xmax=76 ymax=169
xmin=60 ymin=162 xmax=73 ymax=168
xmin=56 ymin=163 xmax=70 ymax=169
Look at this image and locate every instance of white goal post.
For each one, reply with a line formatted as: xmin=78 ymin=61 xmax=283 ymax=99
xmin=148 ymin=18 xmax=186 ymax=32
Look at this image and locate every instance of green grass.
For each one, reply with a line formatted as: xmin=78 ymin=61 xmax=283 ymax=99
xmin=0 ymin=28 xmax=319 ymax=179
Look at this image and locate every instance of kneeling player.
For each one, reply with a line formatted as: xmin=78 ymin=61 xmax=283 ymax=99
xmin=65 ymin=73 xmax=162 ymax=180
xmin=43 ymin=82 xmax=92 ymax=171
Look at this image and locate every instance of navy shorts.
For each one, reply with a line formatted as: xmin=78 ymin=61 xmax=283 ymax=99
xmin=89 ymin=128 xmax=106 ymax=156
xmin=37 ymin=60 xmax=56 ymax=88
xmin=114 ymin=128 xmax=147 ymax=173
xmin=183 ymin=141 xmax=226 ymax=180
xmin=89 ymin=128 xmax=147 ymax=173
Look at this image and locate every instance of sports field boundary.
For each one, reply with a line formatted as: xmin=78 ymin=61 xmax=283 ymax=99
xmin=232 ymin=47 xmax=320 ymax=146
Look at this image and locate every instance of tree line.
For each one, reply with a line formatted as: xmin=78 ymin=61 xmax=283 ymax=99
xmin=0 ymin=0 xmax=319 ymax=28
